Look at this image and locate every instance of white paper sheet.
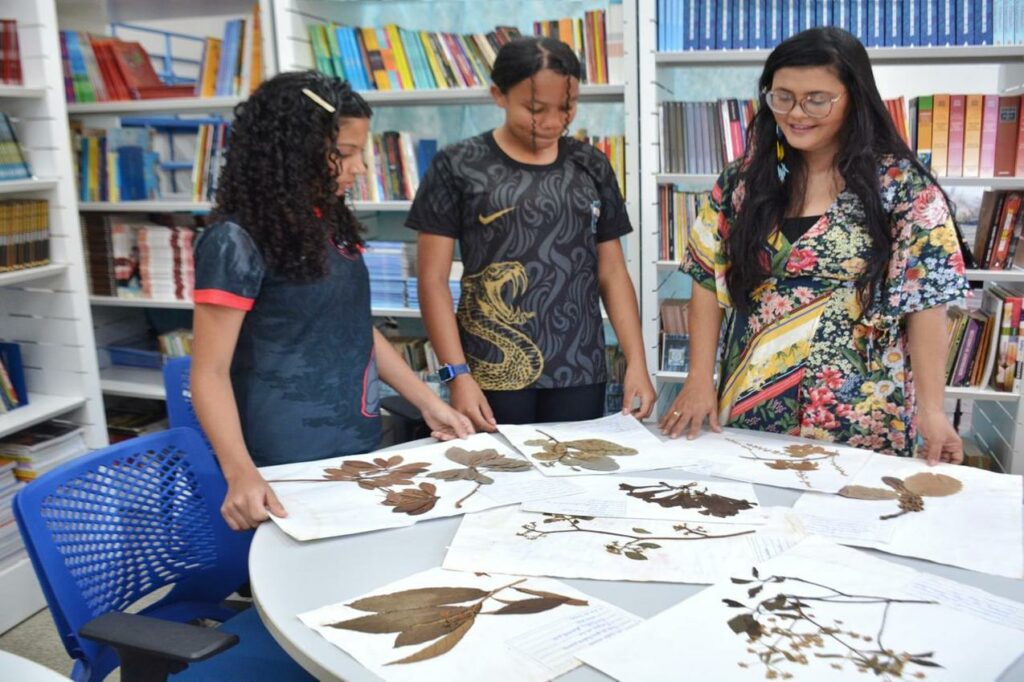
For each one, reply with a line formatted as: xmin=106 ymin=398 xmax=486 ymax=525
xmin=520 ymin=475 xmax=766 ymax=525
xmin=578 ymin=537 xmax=1024 ymax=682
xmin=262 ymin=433 xmax=577 ymax=541
xmin=662 ymin=428 xmax=876 ymax=492
xmin=792 ymin=458 xmax=1024 ymax=578
xmin=443 ymin=506 xmax=805 ymax=584
xmin=498 ymin=413 xmax=695 ymax=477
xmin=298 ymin=568 xmax=641 ymax=682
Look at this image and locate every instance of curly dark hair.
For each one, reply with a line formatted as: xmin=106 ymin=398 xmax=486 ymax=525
xmin=212 ymin=70 xmax=372 ymax=282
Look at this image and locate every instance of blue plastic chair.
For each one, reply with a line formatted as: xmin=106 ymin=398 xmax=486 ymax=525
xmin=163 ymin=356 xmax=203 ymax=435
xmin=14 ymin=428 xmax=313 ymax=682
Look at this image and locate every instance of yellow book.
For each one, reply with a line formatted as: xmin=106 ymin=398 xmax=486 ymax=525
xmin=592 ymin=11 xmax=607 ymax=84
xmin=250 ymin=3 xmax=263 ymax=93
xmin=931 ymin=94 xmax=951 ymax=177
xmin=419 ymin=31 xmax=448 ymax=89
xmin=360 ymin=28 xmax=391 ymax=91
xmin=384 ymin=25 xmax=415 ymax=90
xmin=963 ymin=94 xmax=984 ymax=178
xmin=199 ymin=38 xmax=222 ymax=98
xmin=88 ymin=137 xmax=100 ymax=202
xmin=107 ymin=151 xmax=119 ymax=203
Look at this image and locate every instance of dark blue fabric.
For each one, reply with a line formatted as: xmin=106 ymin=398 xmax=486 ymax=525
xmin=194 ymin=222 xmax=381 ymax=466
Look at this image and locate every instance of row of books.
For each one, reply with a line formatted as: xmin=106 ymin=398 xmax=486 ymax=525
xmin=351 ymin=132 xmax=437 ymax=203
xmin=73 ymin=126 xmax=159 ymax=202
xmin=0 ymin=112 xmax=31 ymax=181
xmin=909 ymin=94 xmax=1024 ymax=178
xmin=0 ymin=343 xmax=25 ymax=414
xmin=191 ymin=122 xmax=229 ymax=202
xmin=660 ymin=100 xmax=758 ymax=175
xmin=0 ymin=420 xmax=88 ymax=484
xmin=576 ymin=132 xmax=628 ymax=199
xmin=533 ymin=7 xmax=625 ymax=84
xmin=0 ymin=19 xmax=21 ymax=85
xmin=195 ymin=5 xmax=264 ymax=98
xmin=971 ymin=190 xmax=1024 ymax=268
xmin=159 ymin=329 xmax=193 ymax=358
xmin=0 ymin=200 xmax=49 ymax=273
xmin=0 ymin=459 xmax=20 ymax=570
xmin=658 ymin=188 xmax=712 ymax=261
xmin=658 ymin=1 xmax=1008 ymax=51
xmin=946 ymin=284 xmax=1024 ymax=391
xmin=105 ymin=397 xmax=168 ymax=444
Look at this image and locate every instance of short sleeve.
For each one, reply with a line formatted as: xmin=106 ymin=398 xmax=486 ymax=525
xmin=193 ymin=222 xmax=265 ymax=311
xmin=682 ymin=170 xmax=733 ymax=308
xmin=405 ymin=150 xmax=462 ymax=238
xmin=886 ymin=166 xmax=969 ymax=314
xmin=591 ymin=151 xmax=632 ymax=243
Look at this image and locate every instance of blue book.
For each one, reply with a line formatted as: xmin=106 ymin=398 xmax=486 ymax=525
xmin=117 ymin=147 xmax=144 ymax=201
xmin=401 ymin=28 xmax=428 ymax=89
xmin=850 ymin=0 xmax=869 ymax=42
xmin=684 ymin=0 xmax=700 ymax=49
xmin=766 ymin=0 xmax=785 ymax=46
xmin=885 ymin=0 xmax=902 ymax=44
xmin=699 ymin=0 xmax=717 ymax=49
xmin=976 ymin=0 xmax=994 ymax=44
xmin=816 ymin=0 xmax=833 ymax=26
xmin=341 ymin=27 xmax=371 ymax=91
xmin=659 ymin=0 xmax=667 ymax=49
xmin=956 ymin=0 xmax=973 ymax=43
xmin=415 ymin=139 xmax=438 ymax=176
xmin=749 ymin=0 xmax=766 ymax=48
xmin=669 ymin=0 xmax=681 ymax=50
xmin=903 ymin=0 xmax=922 ymax=45
xmin=1016 ymin=0 xmax=1024 ymax=44
xmin=866 ymin=0 xmax=885 ymax=46
xmin=937 ymin=0 xmax=956 ymax=44
xmin=801 ymin=0 xmax=814 ymax=29
xmin=782 ymin=0 xmax=801 ymax=38
xmin=214 ymin=20 xmax=241 ymax=97
xmin=833 ymin=0 xmax=850 ymax=31
xmin=733 ymin=0 xmax=749 ymax=49
xmin=720 ymin=0 xmax=733 ymax=47
xmin=921 ymin=0 xmax=939 ymax=44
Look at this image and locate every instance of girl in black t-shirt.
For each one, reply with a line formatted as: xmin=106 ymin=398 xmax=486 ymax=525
xmin=409 ymin=38 xmax=655 ymax=428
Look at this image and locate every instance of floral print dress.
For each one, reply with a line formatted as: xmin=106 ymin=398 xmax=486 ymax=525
xmin=683 ymin=156 xmax=968 ymax=456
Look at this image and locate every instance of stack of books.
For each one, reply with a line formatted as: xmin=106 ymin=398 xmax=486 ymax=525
xmin=73 ymin=126 xmax=159 ymax=202
xmin=0 ymin=420 xmax=89 ymax=484
xmin=137 ymin=226 xmax=195 ymax=301
xmin=194 ymin=5 xmax=264 ymax=98
xmin=660 ymin=99 xmax=758 ymax=176
xmin=351 ymin=132 xmax=437 ymax=202
xmin=0 ymin=112 xmax=31 ymax=181
xmin=0 ymin=459 xmax=21 ymax=570
xmin=364 ymin=241 xmax=412 ymax=309
xmin=660 ymin=298 xmax=690 ymax=373
xmin=406 ymin=261 xmax=462 ymax=311
xmin=0 ymin=199 xmax=48 ymax=272
xmin=158 ymin=329 xmax=193 ymax=358
xmin=946 ymin=285 xmax=1024 ymax=392
xmin=105 ymin=398 xmax=168 ymax=444
xmin=970 ymin=190 xmax=1024 ymax=269
xmin=191 ymin=121 xmax=229 ymax=202
xmin=658 ymin=188 xmax=712 ymax=261
xmin=574 ymin=131 xmax=627 ymax=198
xmin=0 ymin=19 xmax=22 ymax=85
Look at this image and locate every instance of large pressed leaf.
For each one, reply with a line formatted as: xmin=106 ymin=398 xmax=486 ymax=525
xmin=562 ymin=454 xmax=620 ymax=471
xmin=512 ymin=586 xmax=588 ymax=606
xmin=393 ymin=605 xmax=481 ymax=647
xmin=330 ymin=606 xmax=465 ymax=633
xmin=902 ymin=472 xmax=962 ymax=498
xmin=348 ymin=587 xmax=490 ymax=612
xmin=387 ymin=618 xmax=475 ymax=665
xmin=564 ymin=439 xmax=638 ymax=456
xmin=839 ymin=485 xmax=900 ymax=501
xmin=382 ymin=482 xmax=439 ymax=515
xmin=491 ymin=597 xmax=563 ymax=615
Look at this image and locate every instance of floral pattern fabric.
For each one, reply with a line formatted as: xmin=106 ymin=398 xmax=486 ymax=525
xmin=683 ymin=156 xmax=968 ymax=457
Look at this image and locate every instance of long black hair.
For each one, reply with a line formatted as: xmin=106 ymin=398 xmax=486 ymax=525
xmin=728 ymin=27 xmax=957 ymax=315
xmin=491 ymin=37 xmax=581 ymax=147
xmin=212 ymin=70 xmax=372 ymax=282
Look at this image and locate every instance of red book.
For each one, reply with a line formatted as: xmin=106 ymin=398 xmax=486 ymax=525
xmin=90 ymin=39 xmax=130 ymax=100
xmin=946 ymin=95 xmax=966 ymax=177
xmin=992 ymin=192 xmax=1023 ymax=268
xmin=134 ymin=84 xmax=197 ymax=99
xmin=980 ymin=95 xmax=1000 ymax=177
xmin=994 ymin=96 xmax=1021 ymax=177
xmin=110 ymin=41 xmax=163 ymax=97
xmin=728 ymin=99 xmax=744 ymax=161
xmin=1015 ymin=100 xmax=1024 ymax=177
xmin=442 ymin=33 xmax=477 ymax=87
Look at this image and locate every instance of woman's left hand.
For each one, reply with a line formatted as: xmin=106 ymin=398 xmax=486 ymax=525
xmin=621 ymin=363 xmax=656 ymax=419
xmin=916 ymin=410 xmax=963 ymax=465
xmin=421 ymin=399 xmax=476 ymax=441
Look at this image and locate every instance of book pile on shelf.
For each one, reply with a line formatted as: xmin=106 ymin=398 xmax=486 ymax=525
xmin=0 ymin=112 xmax=31 ymax=181
xmin=0 ymin=420 xmax=88 ymax=483
xmin=0 ymin=199 xmax=49 ymax=272
xmin=657 ymin=1 xmax=1005 ymax=51
xmin=191 ymin=121 xmax=229 ymax=202
xmin=406 ymin=262 xmax=463 ymax=311
xmin=0 ymin=343 xmax=25 ymax=414
xmin=0 ymin=458 xmax=20 ymax=570
xmin=574 ymin=131 xmax=627 ymax=197
xmin=904 ymin=94 xmax=1024 ymax=178
xmin=351 ymin=132 xmax=437 ymax=202
xmin=658 ymin=188 xmax=712 ymax=260
xmin=0 ymin=19 xmax=22 ymax=85
xmin=73 ymin=126 xmax=159 ymax=202
xmin=307 ymin=10 xmax=623 ymax=91
xmin=947 ymin=284 xmax=1024 ymax=391
xmin=660 ymin=298 xmax=690 ymax=373
xmin=971 ymin=189 xmax=1024 ymax=269
xmin=138 ymin=225 xmax=195 ymax=300
xmin=364 ymin=241 xmax=412 ymax=309
xmin=660 ymin=99 xmax=758 ymax=175
xmin=159 ymin=329 xmax=193 ymax=358
xmin=105 ymin=397 xmax=168 ymax=444
xmin=195 ymin=5 xmax=264 ymax=98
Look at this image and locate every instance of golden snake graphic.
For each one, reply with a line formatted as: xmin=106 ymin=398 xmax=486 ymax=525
xmin=457 ymin=261 xmax=544 ymax=390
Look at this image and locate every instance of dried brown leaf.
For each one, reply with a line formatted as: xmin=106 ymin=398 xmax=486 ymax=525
xmin=393 ymin=605 xmax=481 ymax=647
xmin=382 ymin=484 xmax=440 ymax=515
xmin=387 ymin=618 xmax=475 ymax=665
xmin=427 ymin=469 xmax=473 ymax=481
xmin=727 ymin=613 xmax=763 ymax=639
xmin=512 ymin=586 xmax=588 ymax=606
xmin=330 ymin=606 xmax=464 ymax=633
xmin=531 ymin=451 xmax=563 ymax=462
xmin=902 ymin=472 xmax=963 ymax=498
xmin=348 ymin=587 xmax=489 ymax=612
xmin=767 ymin=459 xmax=819 ymax=471
xmin=562 ymin=455 xmax=620 ymax=471
xmin=565 ymin=439 xmax=639 ymax=456
xmin=444 ymin=447 xmax=479 ymax=466
xmin=492 ymin=597 xmax=563 ymax=615
xmin=838 ymin=485 xmax=900 ymax=501
xmin=783 ymin=444 xmax=837 ymax=457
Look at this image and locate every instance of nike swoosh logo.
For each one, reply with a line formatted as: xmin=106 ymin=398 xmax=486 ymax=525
xmin=478 ymin=207 xmax=515 ymax=225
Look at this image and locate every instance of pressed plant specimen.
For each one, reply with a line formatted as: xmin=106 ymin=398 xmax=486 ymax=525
xmin=328 ymin=579 xmax=587 ymax=665
xmin=517 ymin=513 xmax=756 ymax=561
xmin=726 ymin=438 xmax=847 ymax=488
xmin=523 ymin=431 xmax=638 ymax=471
xmin=839 ymin=472 xmax=962 ymax=521
xmin=618 ymin=480 xmax=758 ymax=518
xmin=724 ymin=566 xmax=940 ymax=679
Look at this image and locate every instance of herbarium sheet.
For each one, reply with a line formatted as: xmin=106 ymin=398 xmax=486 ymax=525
xmin=262 ymin=433 xmax=576 ymax=541
xmin=577 ymin=537 xmax=1024 ymax=681
xmin=298 ymin=567 xmax=641 ymax=682
xmin=792 ymin=457 xmax=1024 ymax=578
xmin=443 ymin=506 xmax=805 ymax=584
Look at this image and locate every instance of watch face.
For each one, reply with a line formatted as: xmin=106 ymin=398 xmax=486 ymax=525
xmin=439 ymin=366 xmax=454 ymax=383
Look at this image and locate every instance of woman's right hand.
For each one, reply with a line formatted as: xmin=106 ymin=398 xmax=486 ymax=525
xmin=221 ymin=466 xmax=287 ymax=531
xmin=449 ymin=375 xmax=497 ymax=432
xmin=659 ymin=374 xmax=721 ymax=439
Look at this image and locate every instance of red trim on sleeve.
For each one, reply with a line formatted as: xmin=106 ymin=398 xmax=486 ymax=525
xmin=194 ymin=289 xmax=256 ymax=311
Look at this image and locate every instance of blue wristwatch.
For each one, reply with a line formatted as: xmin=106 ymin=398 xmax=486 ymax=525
xmin=438 ymin=363 xmax=471 ymax=383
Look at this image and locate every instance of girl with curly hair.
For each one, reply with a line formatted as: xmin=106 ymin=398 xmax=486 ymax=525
xmin=191 ymin=71 xmax=472 ymax=531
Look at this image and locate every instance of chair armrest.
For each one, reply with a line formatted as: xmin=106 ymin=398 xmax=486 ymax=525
xmin=80 ymin=612 xmax=238 ymax=663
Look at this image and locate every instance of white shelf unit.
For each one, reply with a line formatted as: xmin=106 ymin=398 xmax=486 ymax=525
xmin=66 ymin=95 xmax=245 ymax=116
xmin=637 ymin=8 xmax=1024 ymax=474
xmin=0 ymin=0 xmax=108 ymax=634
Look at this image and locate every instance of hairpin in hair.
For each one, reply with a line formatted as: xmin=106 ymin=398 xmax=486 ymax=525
xmin=302 ymin=87 xmax=336 ymax=113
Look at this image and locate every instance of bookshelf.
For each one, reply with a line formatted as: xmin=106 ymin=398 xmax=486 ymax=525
xmin=637 ymin=6 xmax=1024 ymax=475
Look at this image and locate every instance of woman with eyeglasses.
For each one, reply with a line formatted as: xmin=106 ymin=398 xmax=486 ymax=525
xmin=660 ymin=27 xmax=968 ymax=464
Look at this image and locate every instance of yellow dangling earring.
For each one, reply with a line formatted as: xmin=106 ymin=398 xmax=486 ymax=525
xmin=776 ymin=125 xmax=790 ymax=182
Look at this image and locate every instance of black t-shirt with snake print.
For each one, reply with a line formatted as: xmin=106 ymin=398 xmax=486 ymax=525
xmin=406 ymin=130 xmax=632 ymax=391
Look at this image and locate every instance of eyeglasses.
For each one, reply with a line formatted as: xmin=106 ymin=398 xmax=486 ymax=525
xmin=763 ymin=89 xmax=845 ymax=119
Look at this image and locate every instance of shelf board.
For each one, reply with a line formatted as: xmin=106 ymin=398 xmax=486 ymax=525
xmin=0 ymin=178 xmax=58 ymax=195
xmin=654 ymin=173 xmax=1024 ymax=190
xmin=656 ymin=45 xmax=1024 ymax=67
xmin=655 ymin=370 xmax=689 ymax=383
xmin=67 ymin=96 xmax=243 ymax=115
xmin=945 ymin=386 xmax=1021 ymax=402
xmin=0 ymin=84 xmax=46 ymax=99
xmin=352 ymin=200 xmax=412 ymax=212
xmin=90 ymin=295 xmax=193 ymax=309
xmin=965 ymin=269 xmax=1024 ymax=282
xmin=0 ymin=263 xmax=69 ymax=286
xmin=0 ymin=394 xmax=87 ymax=440
xmin=357 ymin=83 xmax=624 ymax=106
xmin=656 ymin=173 xmax=717 ymax=186
xmin=100 ymin=366 xmax=166 ymax=400
xmin=78 ymin=200 xmax=212 ymax=212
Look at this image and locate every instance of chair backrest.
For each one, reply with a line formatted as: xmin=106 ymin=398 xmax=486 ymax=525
xmin=14 ymin=428 xmax=252 ymax=681
xmin=163 ymin=356 xmax=203 ymax=434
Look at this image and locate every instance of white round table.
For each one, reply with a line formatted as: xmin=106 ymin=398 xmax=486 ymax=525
xmin=0 ymin=651 xmax=71 ymax=681
xmin=250 ymin=442 xmax=1024 ymax=681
